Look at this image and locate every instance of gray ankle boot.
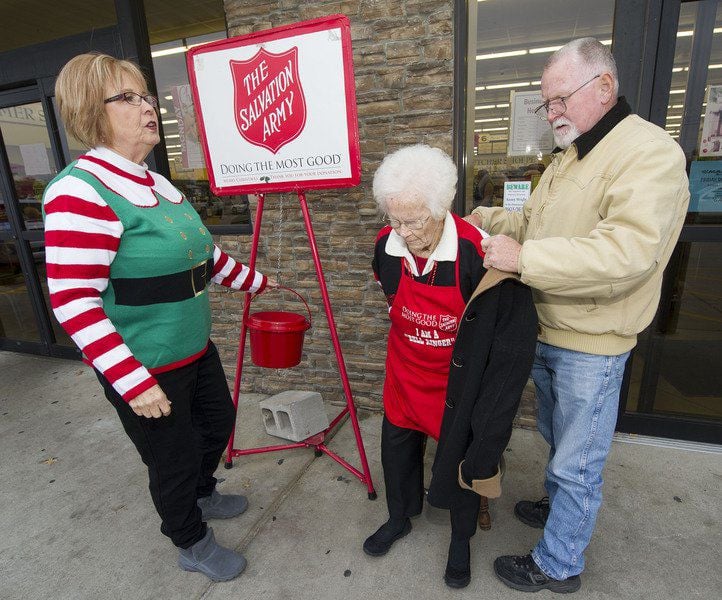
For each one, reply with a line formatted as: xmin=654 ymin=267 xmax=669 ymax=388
xmin=197 ymin=489 xmax=249 ymax=520
xmin=178 ymin=528 xmax=247 ymax=581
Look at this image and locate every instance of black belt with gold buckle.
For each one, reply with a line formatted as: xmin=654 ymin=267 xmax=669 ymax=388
xmin=111 ymin=258 xmax=213 ymax=306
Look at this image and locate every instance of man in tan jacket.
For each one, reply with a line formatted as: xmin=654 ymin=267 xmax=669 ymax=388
xmin=467 ymin=38 xmax=689 ymax=593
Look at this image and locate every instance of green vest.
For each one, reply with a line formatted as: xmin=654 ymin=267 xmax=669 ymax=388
xmin=48 ymin=163 xmax=215 ymax=370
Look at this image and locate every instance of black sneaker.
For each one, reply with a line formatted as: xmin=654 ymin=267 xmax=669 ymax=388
xmin=514 ymin=496 xmax=550 ymax=529
xmin=362 ymin=518 xmax=412 ymax=557
xmin=494 ymin=554 xmax=581 ymax=593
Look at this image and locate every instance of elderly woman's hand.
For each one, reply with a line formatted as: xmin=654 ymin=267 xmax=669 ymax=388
xmin=129 ymin=384 xmax=172 ymax=418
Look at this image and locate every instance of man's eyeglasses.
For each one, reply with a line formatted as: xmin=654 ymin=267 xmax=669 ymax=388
xmin=534 ymin=74 xmax=600 ymax=120
xmin=382 ymin=214 xmax=431 ymax=230
xmin=104 ymin=91 xmax=159 ymax=109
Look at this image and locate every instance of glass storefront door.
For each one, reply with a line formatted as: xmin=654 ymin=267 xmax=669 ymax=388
xmin=618 ymin=0 xmax=722 ymax=444
xmin=0 ymin=200 xmax=41 ymax=344
xmin=0 ymin=89 xmax=77 ymax=358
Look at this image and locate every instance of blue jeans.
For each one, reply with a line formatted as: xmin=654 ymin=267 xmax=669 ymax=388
xmin=530 ymin=342 xmax=630 ymax=580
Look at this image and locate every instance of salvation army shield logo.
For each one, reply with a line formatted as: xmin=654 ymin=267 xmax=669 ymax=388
xmin=230 ymin=47 xmax=307 ymax=154
xmin=439 ymin=314 xmax=458 ymax=333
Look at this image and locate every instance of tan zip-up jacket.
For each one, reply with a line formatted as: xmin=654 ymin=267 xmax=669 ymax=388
xmin=472 ymin=113 xmax=689 ymax=355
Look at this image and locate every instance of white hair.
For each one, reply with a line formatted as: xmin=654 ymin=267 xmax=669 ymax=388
xmin=547 ymin=37 xmax=619 ymax=96
xmin=372 ymin=144 xmax=457 ymax=219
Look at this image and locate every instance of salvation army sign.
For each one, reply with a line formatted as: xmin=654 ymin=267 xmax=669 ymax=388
xmin=230 ymin=47 xmax=306 ymax=154
xmin=187 ymin=15 xmax=361 ymax=195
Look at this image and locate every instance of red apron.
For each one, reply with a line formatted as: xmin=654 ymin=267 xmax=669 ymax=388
xmin=383 ymin=255 xmax=466 ymax=440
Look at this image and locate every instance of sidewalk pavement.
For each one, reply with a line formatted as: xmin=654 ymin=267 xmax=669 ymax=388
xmin=1 ymin=350 xmax=720 ymax=600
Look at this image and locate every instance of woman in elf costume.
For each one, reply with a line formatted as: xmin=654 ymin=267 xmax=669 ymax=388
xmin=43 ymin=53 xmax=274 ymax=582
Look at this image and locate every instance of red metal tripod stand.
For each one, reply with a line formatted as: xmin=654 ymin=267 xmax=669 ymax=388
xmin=224 ymin=191 xmax=377 ymax=500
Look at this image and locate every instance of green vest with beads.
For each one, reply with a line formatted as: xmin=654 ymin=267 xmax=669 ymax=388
xmin=54 ymin=162 xmax=215 ymax=370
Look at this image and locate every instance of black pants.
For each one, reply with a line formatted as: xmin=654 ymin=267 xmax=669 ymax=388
xmin=97 ymin=341 xmax=235 ymax=548
xmin=381 ymin=416 xmax=480 ymax=540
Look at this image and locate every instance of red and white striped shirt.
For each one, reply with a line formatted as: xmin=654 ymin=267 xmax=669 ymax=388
xmin=43 ymin=147 xmax=266 ymax=401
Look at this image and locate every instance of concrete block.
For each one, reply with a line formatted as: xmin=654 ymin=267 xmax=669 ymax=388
xmin=260 ymin=390 xmax=329 ymax=442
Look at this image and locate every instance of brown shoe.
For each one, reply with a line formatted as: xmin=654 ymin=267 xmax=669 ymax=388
xmin=478 ymin=495 xmax=491 ymax=530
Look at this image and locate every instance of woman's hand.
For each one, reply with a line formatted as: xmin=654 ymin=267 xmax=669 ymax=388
xmin=265 ymin=277 xmax=280 ymax=289
xmin=129 ymin=384 xmax=172 ymax=418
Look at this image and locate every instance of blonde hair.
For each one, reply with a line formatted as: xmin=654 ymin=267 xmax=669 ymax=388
xmin=372 ymin=144 xmax=457 ymax=219
xmin=55 ymin=53 xmax=150 ymax=149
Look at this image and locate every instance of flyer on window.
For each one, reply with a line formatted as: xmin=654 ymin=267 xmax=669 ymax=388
xmin=689 ymin=160 xmax=722 ymax=212
xmin=508 ymin=90 xmax=554 ymax=157
xmin=700 ymin=85 xmax=722 ymax=157
xmin=170 ymin=85 xmax=204 ymax=170
xmin=503 ymin=180 xmax=531 ymax=211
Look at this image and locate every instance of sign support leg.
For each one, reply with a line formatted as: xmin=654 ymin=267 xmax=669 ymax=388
xmin=225 ymin=193 xmax=265 ymax=468
xmin=296 ymin=191 xmax=376 ymax=498
xmin=224 ymin=192 xmax=376 ymax=499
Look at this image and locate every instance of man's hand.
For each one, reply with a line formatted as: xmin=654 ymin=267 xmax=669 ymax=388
xmin=129 ymin=384 xmax=172 ymax=419
xmin=464 ymin=212 xmax=483 ymax=228
xmin=481 ymin=234 xmax=522 ymax=273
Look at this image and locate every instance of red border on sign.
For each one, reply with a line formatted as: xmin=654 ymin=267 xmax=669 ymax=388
xmin=186 ymin=14 xmax=361 ymax=196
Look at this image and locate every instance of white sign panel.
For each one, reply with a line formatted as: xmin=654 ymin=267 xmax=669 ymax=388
xmin=508 ymin=90 xmax=554 ymax=157
xmin=187 ymin=15 xmax=361 ymax=195
xmin=503 ymin=181 xmax=531 ymax=212
xmin=19 ymin=143 xmax=51 ymax=176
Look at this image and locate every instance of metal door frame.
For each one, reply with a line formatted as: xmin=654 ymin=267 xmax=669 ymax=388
xmin=0 ymin=85 xmax=80 ymax=357
xmin=0 ymin=22 xmax=125 ymax=358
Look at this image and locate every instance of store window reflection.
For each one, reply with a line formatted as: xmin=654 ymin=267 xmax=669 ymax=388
xmin=52 ymin=96 xmax=86 ymax=162
xmin=0 ymin=164 xmax=39 ymax=342
xmin=666 ymin=1 xmax=722 ymax=227
xmin=468 ymin=0 xmax=615 ymax=215
xmin=664 ymin=1 xmax=722 ymax=157
xmin=0 ymin=102 xmax=55 ymax=228
xmin=150 ymin=19 xmax=251 ymax=229
xmin=627 ymin=242 xmax=722 ymax=422
xmin=0 ymin=101 xmax=73 ymax=347
xmin=0 ymin=240 xmax=40 ymax=342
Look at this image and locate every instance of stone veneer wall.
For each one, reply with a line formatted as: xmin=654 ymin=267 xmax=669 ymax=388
xmin=212 ymin=0 xmax=537 ymax=426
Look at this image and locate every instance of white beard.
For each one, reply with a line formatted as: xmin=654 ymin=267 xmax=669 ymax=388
xmin=552 ymin=118 xmax=581 ymax=149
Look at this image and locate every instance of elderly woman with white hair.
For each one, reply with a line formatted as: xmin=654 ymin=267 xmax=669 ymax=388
xmin=364 ymin=144 xmax=487 ymax=587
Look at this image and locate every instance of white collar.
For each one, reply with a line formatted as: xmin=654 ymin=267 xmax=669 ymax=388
xmin=384 ymin=211 xmax=458 ymax=276
xmin=77 ymin=147 xmax=183 ymax=206
xmin=90 ymin=146 xmax=150 ymax=180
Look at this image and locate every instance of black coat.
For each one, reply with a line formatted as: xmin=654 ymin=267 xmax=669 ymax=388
xmin=427 ymin=269 xmax=538 ymax=509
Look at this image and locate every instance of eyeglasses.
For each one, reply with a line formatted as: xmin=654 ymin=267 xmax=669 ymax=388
xmin=534 ymin=74 xmax=600 ymax=120
xmin=382 ymin=214 xmax=431 ymax=230
xmin=104 ymin=91 xmax=158 ymax=109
